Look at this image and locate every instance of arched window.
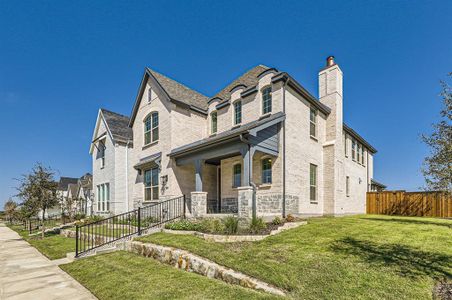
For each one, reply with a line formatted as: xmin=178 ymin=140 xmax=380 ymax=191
xmin=262 ymin=86 xmax=272 ymax=114
xmin=233 ymin=101 xmax=242 ymax=125
xmin=211 ymin=111 xmax=217 ymax=134
xmin=144 ymin=112 xmax=159 ymax=145
xmin=233 ymin=164 xmax=241 ymax=187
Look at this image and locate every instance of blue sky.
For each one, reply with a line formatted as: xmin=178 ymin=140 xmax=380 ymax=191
xmin=0 ymin=1 xmax=451 ymax=207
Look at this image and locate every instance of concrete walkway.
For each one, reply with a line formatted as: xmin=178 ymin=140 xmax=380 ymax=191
xmin=0 ymin=223 xmax=96 ymax=300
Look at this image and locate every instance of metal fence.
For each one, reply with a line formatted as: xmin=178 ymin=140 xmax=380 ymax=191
xmin=23 ymin=214 xmax=69 ymax=234
xmin=75 ymin=195 xmax=185 ymax=257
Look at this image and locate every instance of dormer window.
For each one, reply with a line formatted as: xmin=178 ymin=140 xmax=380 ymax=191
xmin=233 ymin=101 xmax=242 ymax=125
xmin=98 ymin=140 xmax=106 ymax=168
xmin=211 ymin=111 xmax=217 ymax=134
xmin=262 ymin=86 xmax=272 ymax=114
xmin=144 ymin=112 xmax=159 ymax=145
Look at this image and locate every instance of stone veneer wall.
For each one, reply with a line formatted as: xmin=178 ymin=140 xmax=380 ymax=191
xmin=256 ymin=193 xmax=299 ymax=216
xmin=220 ymin=198 xmax=238 ymax=213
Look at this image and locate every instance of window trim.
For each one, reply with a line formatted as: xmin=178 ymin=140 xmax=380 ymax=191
xmin=97 ymin=183 xmax=110 ymax=212
xmin=352 ymin=139 xmax=356 ymax=161
xmin=310 ymin=164 xmax=317 ymax=202
xmin=144 ymin=167 xmax=159 ymax=202
xmin=346 ymin=176 xmax=350 ymax=197
xmin=233 ymin=100 xmax=242 ymax=126
xmin=309 ymin=107 xmax=317 ymax=139
xmin=144 ymin=112 xmax=159 ymax=146
xmin=232 ymin=163 xmax=242 ymax=188
xmin=344 ymin=134 xmax=348 ymax=157
xmin=261 ymin=86 xmax=272 ymax=115
xmin=261 ymin=157 xmax=272 ymax=184
xmin=211 ymin=111 xmax=218 ymax=134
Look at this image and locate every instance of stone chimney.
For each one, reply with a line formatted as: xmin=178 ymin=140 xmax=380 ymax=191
xmin=319 ymin=56 xmax=344 ymax=215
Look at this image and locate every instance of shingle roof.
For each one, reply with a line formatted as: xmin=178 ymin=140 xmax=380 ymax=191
xmin=67 ymin=183 xmax=78 ymax=197
xmin=101 ymin=109 xmax=133 ymax=142
xmin=147 ymin=68 xmax=209 ymax=110
xmin=211 ymin=65 xmax=270 ymax=102
xmin=58 ymin=177 xmax=78 ymax=191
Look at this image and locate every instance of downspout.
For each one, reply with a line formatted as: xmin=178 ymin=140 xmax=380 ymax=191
xmin=282 ymin=76 xmax=290 ymax=218
xmin=125 ymin=139 xmax=131 ymax=212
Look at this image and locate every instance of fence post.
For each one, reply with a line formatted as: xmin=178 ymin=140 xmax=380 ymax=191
xmin=75 ymin=225 xmax=79 ymax=257
xmin=29 ymin=220 xmax=32 ymax=234
xmin=137 ymin=207 xmax=141 ymax=236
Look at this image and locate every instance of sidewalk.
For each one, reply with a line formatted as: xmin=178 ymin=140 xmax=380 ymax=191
xmin=0 ymin=223 xmax=96 ymax=300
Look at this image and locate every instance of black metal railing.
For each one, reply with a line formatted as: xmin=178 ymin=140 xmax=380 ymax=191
xmin=75 ymin=195 xmax=185 ymax=257
xmin=21 ymin=214 xmax=68 ymax=234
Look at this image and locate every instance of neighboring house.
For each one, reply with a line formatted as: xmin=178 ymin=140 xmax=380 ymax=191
xmin=76 ymin=173 xmax=93 ymax=216
xmin=66 ymin=183 xmax=79 ymax=216
xmin=90 ymin=109 xmax=133 ymax=216
xmin=370 ymin=179 xmax=387 ymax=192
xmin=91 ymin=56 xmax=383 ymax=217
xmin=51 ymin=176 xmax=78 ymax=217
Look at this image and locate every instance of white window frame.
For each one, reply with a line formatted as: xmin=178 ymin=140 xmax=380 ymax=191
xmin=97 ymin=183 xmax=110 ymax=212
xmin=261 ymin=86 xmax=272 ymax=115
xmin=310 ymin=164 xmax=317 ymax=202
xmin=98 ymin=139 xmax=106 ymax=168
xmin=310 ymin=107 xmax=317 ymax=138
xmin=144 ymin=112 xmax=159 ymax=145
xmin=261 ymin=157 xmax=272 ymax=184
xmin=357 ymin=144 xmax=361 ymax=164
xmin=233 ymin=100 xmax=242 ymax=125
xmin=344 ymin=134 xmax=348 ymax=157
xmin=211 ymin=111 xmax=218 ymax=134
xmin=352 ymin=139 xmax=356 ymax=161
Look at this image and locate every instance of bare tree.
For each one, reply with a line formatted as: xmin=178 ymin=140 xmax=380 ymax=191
xmin=16 ymin=164 xmax=58 ymax=238
xmin=421 ymin=73 xmax=452 ymax=193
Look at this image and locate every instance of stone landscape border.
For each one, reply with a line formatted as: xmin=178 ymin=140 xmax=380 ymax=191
xmin=118 ymin=240 xmax=286 ymax=296
xmin=162 ymin=221 xmax=307 ymax=242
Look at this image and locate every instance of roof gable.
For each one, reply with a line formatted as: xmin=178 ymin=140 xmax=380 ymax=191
xmin=101 ymin=109 xmax=133 ymax=142
xmin=58 ymin=177 xmax=78 ymax=191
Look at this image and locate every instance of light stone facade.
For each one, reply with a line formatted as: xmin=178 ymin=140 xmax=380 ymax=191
xmin=91 ymin=58 xmax=378 ymax=218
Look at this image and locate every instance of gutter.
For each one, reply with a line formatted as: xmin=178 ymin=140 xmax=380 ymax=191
xmin=125 ymin=139 xmax=131 ymax=212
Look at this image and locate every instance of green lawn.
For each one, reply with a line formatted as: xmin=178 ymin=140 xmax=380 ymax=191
xmin=60 ymin=251 xmax=280 ymax=300
xmin=8 ymin=224 xmax=75 ymax=260
xmin=136 ymin=215 xmax=452 ymax=300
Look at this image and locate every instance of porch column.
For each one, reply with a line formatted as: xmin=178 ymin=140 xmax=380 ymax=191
xmin=240 ymin=146 xmax=255 ymax=187
xmin=194 ymin=159 xmax=204 ymax=192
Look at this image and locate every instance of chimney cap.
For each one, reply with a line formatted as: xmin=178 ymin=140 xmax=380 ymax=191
xmin=326 ymin=56 xmax=335 ymax=67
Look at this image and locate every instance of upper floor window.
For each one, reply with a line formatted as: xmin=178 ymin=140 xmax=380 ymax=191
xmin=361 ymin=147 xmax=365 ymax=165
xmin=310 ymin=108 xmax=317 ymax=138
xmin=233 ymin=101 xmax=242 ymax=125
xmin=233 ymin=163 xmax=241 ymax=187
xmin=144 ymin=167 xmax=159 ymax=201
xmin=211 ymin=111 xmax=217 ymax=134
xmin=310 ymin=164 xmax=317 ymax=202
xmin=352 ymin=139 xmax=356 ymax=161
xmin=346 ymin=176 xmax=350 ymax=197
xmin=98 ymin=140 xmax=106 ymax=168
xmin=344 ymin=134 xmax=348 ymax=157
xmin=144 ymin=112 xmax=159 ymax=145
xmin=357 ymin=144 xmax=361 ymax=163
xmin=262 ymin=158 xmax=272 ymax=184
xmin=97 ymin=183 xmax=110 ymax=212
xmin=262 ymin=86 xmax=272 ymax=114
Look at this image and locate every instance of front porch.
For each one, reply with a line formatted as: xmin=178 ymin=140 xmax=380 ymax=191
xmin=169 ymin=113 xmax=285 ymax=218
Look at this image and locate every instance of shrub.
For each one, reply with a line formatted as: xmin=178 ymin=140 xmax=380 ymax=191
xmin=164 ymin=219 xmax=201 ymax=231
xmin=74 ymin=213 xmax=86 ymax=220
xmin=86 ymin=215 xmax=104 ymax=223
xmin=285 ymin=214 xmax=295 ymax=222
xmin=199 ymin=218 xmax=224 ymax=233
xmin=249 ymin=217 xmax=267 ymax=233
xmin=223 ymin=216 xmax=239 ymax=235
xmin=272 ymin=216 xmax=283 ymax=226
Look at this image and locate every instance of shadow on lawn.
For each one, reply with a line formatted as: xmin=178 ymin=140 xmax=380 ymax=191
xmin=361 ymin=217 xmax=452 ymax=229
xmin=331 ymin=237 xmax=452 ymax=279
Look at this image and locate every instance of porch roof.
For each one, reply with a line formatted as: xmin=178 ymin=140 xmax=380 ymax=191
xmin=168 ymin=112 xmax=285 ymax=159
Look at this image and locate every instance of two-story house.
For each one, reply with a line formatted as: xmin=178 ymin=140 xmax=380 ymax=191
xmin=91 ymin=56 xmax=380 ymax=218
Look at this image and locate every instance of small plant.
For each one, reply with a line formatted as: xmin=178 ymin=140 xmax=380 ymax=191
xmin=272 ymin=216 xmax=283 ymax=226
xmin=74 ymin=213 xmax=86 ymax=221
xmin=285 ymin=214 xmax=295 ymax=222
xmin=249 ymin=217 xmax=267 ymax=234
xmin=164 ymin=219 xmax=201 ymax=231
xmin=199 ymin=218 xmax=224 ymax=233
xmin=223 ymin=216 xmax=239 ymax=234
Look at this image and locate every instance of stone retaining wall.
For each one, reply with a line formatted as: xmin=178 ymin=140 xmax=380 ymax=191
xmin=119 ymin=240 xmax=285 ymax=296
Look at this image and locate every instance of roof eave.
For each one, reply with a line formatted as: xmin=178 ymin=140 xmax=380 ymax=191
xmin=343 ymin=123 xmax=377 ymax=154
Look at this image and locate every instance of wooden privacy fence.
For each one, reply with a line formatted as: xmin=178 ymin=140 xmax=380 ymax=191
xmin=367 ymin=191 xmax=452 ymax=218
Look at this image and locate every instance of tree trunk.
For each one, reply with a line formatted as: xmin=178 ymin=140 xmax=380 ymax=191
xmin=41 ymin=209 xmax=46 ymax=239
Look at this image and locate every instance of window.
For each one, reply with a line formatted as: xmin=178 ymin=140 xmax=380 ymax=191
xmin=144 ymin=112 xmax=159 ymax=145
xmin=211 ymin=111 xmax=217 ymax=134
xmin=233 ymin=101 xmax=242 ymax=125
xmin=262 ymin=158 xmax=272 ymax=184
xmin=148 ymin=88 xmax=152 ymax=102
xmin=144 ymin=167 xmax=159 ymax=201
xmin=233 ymin=164 xmax=241 ymax=187
xmin=97 ymin=183 xmax=110 ymax=212
xmin=310 ymin=108 xmax=317 ymax=138
xmin=361 ymin=147 xmax=365 ymax=165
xmin=344 ymin=134 xmax=348 ymax=157
xmin=352 ymin=139 xmax=356 ymax=161
xmin=262 ymin=86 xmax=272 ymax=114
xmin=357 ymin=144 xmax=361 ymax=164
xmin=99 ymin=140 xmax=105 ymax=168
xmin=310 ymin=164 xmax=317 ymax=202
xmin=346 ymin=176 xmax=350 ymax=197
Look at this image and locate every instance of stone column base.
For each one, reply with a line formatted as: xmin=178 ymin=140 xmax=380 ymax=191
xmin=190 ymin=192 xmax=207 ymax=218
xmin=237 ymin=186 xmax=253 ymax=219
